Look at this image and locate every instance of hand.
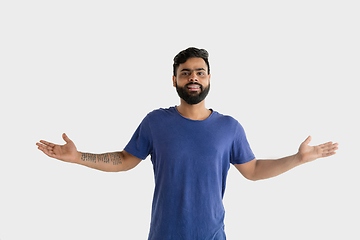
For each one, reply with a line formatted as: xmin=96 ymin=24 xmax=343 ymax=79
xmin=297 ymin=136 xmax=339 ymax=164
xmin=36 ymin=133 xmax=79 ymax=163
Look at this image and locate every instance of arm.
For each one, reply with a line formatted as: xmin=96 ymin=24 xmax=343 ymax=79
xmin=77 ymin=151 xmax=141 ymax=172
xmin=235 ymin=136 xmax=339 ymax=181
xmin=36 ymin=133 xmax=142 ymax=172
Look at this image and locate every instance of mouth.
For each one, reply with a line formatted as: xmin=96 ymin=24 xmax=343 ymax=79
xmin=186 ymin=84 xmax=201 ymax=91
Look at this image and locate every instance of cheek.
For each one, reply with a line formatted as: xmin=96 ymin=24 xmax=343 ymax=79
xmin=200 ymin=78 xmax=210 ymax=86
xmin=174 ymin=77 xmax=187 ymax=86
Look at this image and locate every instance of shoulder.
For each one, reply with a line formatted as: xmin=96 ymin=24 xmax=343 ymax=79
xmin=146 ymin=106 xmax=176 ymax=118
xmin=142 ymin=107 xmax=177 ymax=124
xmin=212 ymin=110 xmax=242 ymax=126
xmin=211 ymin=111 xmax=248 ymax=138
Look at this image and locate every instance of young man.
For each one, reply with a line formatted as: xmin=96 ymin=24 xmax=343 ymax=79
xmin=36 ymin=47 xmax=338 ymax=239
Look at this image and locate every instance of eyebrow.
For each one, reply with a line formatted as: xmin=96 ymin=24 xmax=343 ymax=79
xmin=180 ymin=68 xmax=206 ymax=72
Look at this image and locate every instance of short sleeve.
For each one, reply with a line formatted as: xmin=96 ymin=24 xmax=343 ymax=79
xmin=230 ymin=122 xmax=255 ymax=165
xmin=124 ymin=115 xmax=153 ymax=160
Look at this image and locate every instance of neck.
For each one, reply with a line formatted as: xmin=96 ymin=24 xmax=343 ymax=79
xmin=176 ymin=100 xmax=211 ymax=121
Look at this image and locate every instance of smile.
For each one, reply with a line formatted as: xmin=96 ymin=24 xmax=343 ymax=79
xmin=187 ymin=84 xmax=201 ymax=89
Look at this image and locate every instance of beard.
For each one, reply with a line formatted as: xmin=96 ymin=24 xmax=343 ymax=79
xmin=175 ymin=82 xmax=210 ymax=105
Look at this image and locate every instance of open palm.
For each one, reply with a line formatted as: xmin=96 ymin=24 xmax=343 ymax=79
xmin=298 ymin=136 xmax=338 ymax=164
xmin=36 ymin=133 xmax=79 ymax=163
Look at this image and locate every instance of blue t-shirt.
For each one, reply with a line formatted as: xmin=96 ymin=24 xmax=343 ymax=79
xmin=124 ymin=107 xmax=255 ymax=240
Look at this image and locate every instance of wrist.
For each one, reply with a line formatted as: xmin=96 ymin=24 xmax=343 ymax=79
xmin=294 ymin=152 xmax=303 ymax=166
xmin=74 ymin=151 xmax=82 ymax=164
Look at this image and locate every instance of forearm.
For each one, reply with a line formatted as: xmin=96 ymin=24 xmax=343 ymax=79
xmin=252 ymin=154 xmax=302 ymax=181
xmin=74 ymin=151 xmax=124 ymax=172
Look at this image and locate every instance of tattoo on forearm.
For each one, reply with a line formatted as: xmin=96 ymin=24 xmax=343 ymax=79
xmin=110 ymin=153 xmax=122 ymax=165
xmin=81 ymin=152 xmax=122 ymax=165
xmin=98 ymin=153 xmax=110 ymax=164
xmin=81 ymin=153 xmax=97 ymax=163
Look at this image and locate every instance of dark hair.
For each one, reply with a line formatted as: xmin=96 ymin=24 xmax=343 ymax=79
xmin=173 ymin=47 xmax=210 ymax=76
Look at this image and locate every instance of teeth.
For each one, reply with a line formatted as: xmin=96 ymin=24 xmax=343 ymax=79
xmin=188 ymin=85 xmax=200 ymax=89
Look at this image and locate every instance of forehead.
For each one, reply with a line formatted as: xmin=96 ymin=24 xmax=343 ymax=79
xmin=178 ymin=57 xmax=207 ymax=71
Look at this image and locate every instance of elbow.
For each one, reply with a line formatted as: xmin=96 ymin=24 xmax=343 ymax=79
xmin=243 ymin=173 xmax=262 ymax=181
xmin=120 ymin=165 xmax=135 ymax=172
xmin=243 ymin=173 xmax=256 ymax=181
xmin=111 ymin=164 xmax=133 ymax=172
xmin=245 ymin=176 xmax=259 ymax=182
xmin=105 ymin=163 xmax=134 ymax=172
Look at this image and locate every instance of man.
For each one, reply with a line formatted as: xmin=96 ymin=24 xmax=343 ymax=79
xmin=36 ymin=47 xmax=338 ymax=239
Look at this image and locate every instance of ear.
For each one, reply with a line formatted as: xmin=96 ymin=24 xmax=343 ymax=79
xmin=172 ymin=75 xmax=177 ymax=87
xmin=208 ymin=73 xmax=211 ymax=84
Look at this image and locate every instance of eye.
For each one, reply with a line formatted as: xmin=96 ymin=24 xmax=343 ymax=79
xmin=181 ymin=72 xmax=190 ymax=76
xmin=197 ymin=72 xmax=205 ymax=76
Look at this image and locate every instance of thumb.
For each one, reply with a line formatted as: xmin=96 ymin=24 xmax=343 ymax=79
xmin=303 ymin=135 xmax=312 ymax=145
xmin=62 ymin=133 xmax=72 ymax=143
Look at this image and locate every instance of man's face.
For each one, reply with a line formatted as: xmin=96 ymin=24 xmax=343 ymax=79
xmin=173 ymin=57 xmax=211 ymax=105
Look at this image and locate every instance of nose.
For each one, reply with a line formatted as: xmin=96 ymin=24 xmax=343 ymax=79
xmin=189 ymin=71 xmax=198 ymax=82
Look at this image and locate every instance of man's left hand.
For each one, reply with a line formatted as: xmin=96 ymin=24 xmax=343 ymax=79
xmin=297 ymin=136 xmax=339 ymax=164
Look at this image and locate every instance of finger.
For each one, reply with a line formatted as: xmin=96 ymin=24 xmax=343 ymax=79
xmin=319 ymin=142 xmax=336 ymax=150
xmin=36 ymin=142 xmax=47 ymax=151
xmin=39 ymin=140 xmax=56 ymax=147
xmin=42 ymin=150 xmax=56 ymax=158
xmin=328 ymin=144 xmax=339 ymax=153
xmin=322 ymin=151 xmax=337 ymax=157
xmin=321 ymin=142 xmax=338 ymax=151
xmin=62 ymin=133 xmax=72 ymax=143
xmin=320 ymin=144 xmax=338 ymax=157
xmin=37 ymin=145 xmax=55 ymax=157
xmin=37 ymin=143 xmax=53 ymax=153
xmin=37 ymin=141 xmax=53 ymax=150
xmin=303 ymin=135 xmax=312 ymax=145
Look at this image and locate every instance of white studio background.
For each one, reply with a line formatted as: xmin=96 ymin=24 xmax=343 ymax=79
xmin=1 ymin=0 xmax=359 ymax=239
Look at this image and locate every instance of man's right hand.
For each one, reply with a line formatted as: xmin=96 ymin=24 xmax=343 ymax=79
xmin=36 ymin=133 xmax=80 ymax=163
